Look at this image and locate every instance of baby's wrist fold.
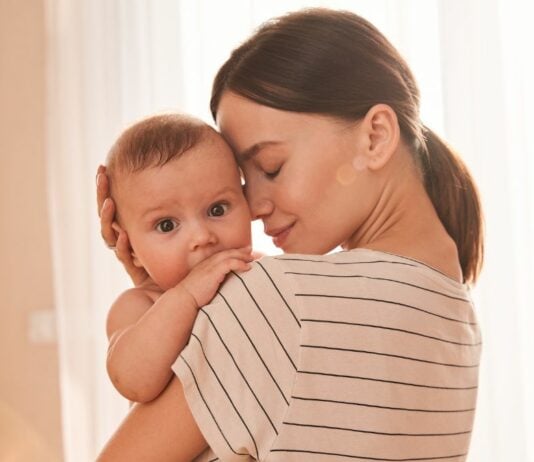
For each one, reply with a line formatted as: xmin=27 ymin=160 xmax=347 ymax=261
xmin=174 ymin=284 xmax=200 ymax=311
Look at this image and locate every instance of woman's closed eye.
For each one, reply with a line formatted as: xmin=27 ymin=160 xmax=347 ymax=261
xmin=156 ymin=218 xmax=179 ymax=233
xmin=208 ymin=202 xmax=229 ymax=217
xmin=264 ymin=165 xmax=282 ymax=179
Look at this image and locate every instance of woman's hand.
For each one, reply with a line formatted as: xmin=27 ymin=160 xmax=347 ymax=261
xmin=96 ymin=165 xmax=150 ymax=286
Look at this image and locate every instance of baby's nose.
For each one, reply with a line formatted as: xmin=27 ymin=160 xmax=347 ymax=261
xmin=189 ymin=223 xmax=217 ymax=250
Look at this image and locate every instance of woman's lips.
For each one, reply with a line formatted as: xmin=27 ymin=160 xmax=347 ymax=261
xmin=266 ymin=223 xmax=295 ymax=248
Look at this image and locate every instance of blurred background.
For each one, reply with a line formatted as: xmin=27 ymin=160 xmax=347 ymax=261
xmin=1 ymin=0 xmax=533 ymax=460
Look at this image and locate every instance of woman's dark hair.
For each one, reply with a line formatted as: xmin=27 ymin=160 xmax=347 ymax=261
xmin=211 ymin=8 xmax=483 ymax=284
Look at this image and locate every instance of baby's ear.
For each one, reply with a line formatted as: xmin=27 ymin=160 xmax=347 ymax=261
xmin=111 ymin=222 xmax=122 ymax=235
xmin=114 ymin=225 xmax=142 ymax=268
xmin=131 ymin=252 xmax=143 ymax=268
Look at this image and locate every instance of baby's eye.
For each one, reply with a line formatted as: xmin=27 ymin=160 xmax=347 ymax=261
xmin=208 ymin=202 xmax=229 ymax=217
xmin=156 ymin=219 xmax=178 ymax=233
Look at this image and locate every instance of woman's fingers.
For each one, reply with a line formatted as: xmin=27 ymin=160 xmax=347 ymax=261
xmin=96 ymin=165 xmax=108 ymax=217
xmin=115 ymin=230 xmax=131 ymax=264
xmin=96 ymin=165 xmax=149 ymax=287
xmin=115 ymin=231 xmax=150 ymax=287
xmin=97 ymin=165 xmax=118 ymax=247
xmin=100 ymin=199 xmax=118 ymax=247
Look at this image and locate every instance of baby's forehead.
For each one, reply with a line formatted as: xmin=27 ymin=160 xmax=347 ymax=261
xmin=194 ymin=131 xmax=240 ymax=165
xmin=203 ymin=128 xmax=235 ymax=153
xmin=115 ymin=136 xmax=240 ymax=189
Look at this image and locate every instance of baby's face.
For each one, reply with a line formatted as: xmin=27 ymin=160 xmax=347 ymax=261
xmin=114 ymin=135 xmax=252 ymax=290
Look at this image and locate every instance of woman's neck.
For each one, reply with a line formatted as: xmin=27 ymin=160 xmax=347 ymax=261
xmin=343 ymin=152 xmax=463 ymax=282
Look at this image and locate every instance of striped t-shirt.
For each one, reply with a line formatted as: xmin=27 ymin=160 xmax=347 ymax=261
xmin=172 ymin=249 xmax=481 ymax=462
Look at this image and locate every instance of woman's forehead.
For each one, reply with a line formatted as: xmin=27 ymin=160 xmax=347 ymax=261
xmin=217 ymin=92 xmax=347 ymax=154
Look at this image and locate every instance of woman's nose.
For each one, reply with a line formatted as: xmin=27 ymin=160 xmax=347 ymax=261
xmin=244 ymin=180 xmax=274 ymax=220
xmin=246 ymin=190 xmax=274 ymax=220
xmin=250 ymin=198 xmax=274 ymax=220
xmin=189 ymin=222 xmax=217 ymax=250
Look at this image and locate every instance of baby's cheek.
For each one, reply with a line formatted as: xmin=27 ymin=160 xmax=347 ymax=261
xmin=235 ymin=220 xmax=253 ymax=248
xmin=154 ymin=262 xmax=189 ymax=291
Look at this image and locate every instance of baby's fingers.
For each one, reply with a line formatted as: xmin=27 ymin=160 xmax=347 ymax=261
xmin=208 ymin=247 xmax=254 ymax=266
xmin=183 ymin=256 xmax=253 ymax=308
xmin=215 ymin=257 xmax=252 ymax=281
xmin=227 ymin=258 xmax=253 ymax=272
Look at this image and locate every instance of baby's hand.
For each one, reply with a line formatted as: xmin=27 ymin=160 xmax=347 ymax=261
xmin=180 ymin=247 xmax=253 ymax=308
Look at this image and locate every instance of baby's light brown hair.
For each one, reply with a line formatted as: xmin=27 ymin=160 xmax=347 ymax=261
xmin=106 ymin=113 xmax=213 ymax=176
xmin=106 ymin=113 xmax=215 ymax=224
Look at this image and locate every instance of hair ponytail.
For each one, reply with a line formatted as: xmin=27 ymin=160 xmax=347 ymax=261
xmin=420 ymin=127 xmax=483 ymax=284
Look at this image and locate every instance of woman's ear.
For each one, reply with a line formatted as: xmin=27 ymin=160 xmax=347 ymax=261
xmin=359 ymin=103 xmax=400 ymax=171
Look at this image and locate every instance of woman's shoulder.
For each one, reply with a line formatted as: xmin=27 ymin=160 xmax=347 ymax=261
xmin=216 ymin=250 xmax=415 ymax=295
xmin=265 ymin=249 xmax=470 ymax=296
xmin=227 ymin=249 xmax=457 ymax=283
xmin=217 ymin=248 xmax=471 ymax=305
xmin=257 ymin=249 xmax=426 ymax=267
xmin=210 ymin=255 xmax=303 ymax=324
xmin=218 ymin=252 xmax=356 ymax=293
xmin=252 ymin=249 xmax=430 ymax=274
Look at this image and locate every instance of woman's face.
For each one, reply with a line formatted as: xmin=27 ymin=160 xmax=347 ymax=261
xmin=217 ymin=91 xmax=377 ymax=254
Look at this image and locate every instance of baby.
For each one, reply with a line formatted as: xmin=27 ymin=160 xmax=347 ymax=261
xmin=104 ymin=114 xmax=253 ymax=403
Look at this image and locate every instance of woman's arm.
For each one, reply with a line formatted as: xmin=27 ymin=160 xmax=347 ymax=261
xmin=96 ymin=377 xmax=208 ymax=462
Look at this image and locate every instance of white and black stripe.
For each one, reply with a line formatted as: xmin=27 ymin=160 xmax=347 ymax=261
xmin=175 ymin=249 xmax=480 ymax=462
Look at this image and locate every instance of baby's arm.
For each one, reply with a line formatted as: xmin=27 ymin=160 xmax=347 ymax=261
xmin=106 ymin=285 xmax=198 ymax=403
xmin=106 ymin=247 xmax=253 ymax=403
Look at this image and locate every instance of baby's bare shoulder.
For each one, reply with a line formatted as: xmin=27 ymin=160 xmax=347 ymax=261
xmin=106 ymin=287 xmax=159 ymax=340
xmin=115 ymin=287 xmax=157 ymax=305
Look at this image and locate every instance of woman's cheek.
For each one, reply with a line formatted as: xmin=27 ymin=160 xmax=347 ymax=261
xmin=287 ymin=169 xmax=319 ymax=205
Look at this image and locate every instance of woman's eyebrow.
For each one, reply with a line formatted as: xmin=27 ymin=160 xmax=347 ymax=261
xmin=239 ymin=141 xmax=281 ymax=161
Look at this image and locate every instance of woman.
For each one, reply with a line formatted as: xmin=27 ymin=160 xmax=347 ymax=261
xmin=97 ymin=8 xmax=483 ymax=461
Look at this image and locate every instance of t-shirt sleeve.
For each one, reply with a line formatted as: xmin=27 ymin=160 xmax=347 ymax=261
xmin=172 ymin=258 xmax=301 ymax=462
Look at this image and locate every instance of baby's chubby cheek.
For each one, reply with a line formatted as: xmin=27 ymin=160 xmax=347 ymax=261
xmin=186 ymin=250 xmax=219 ymax=272
xmin=150 ymin=263 xmax=190 ymax=291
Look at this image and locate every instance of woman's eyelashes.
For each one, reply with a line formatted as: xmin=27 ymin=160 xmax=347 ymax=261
xmin=264 ymin=165 xmax=282 ymax=179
